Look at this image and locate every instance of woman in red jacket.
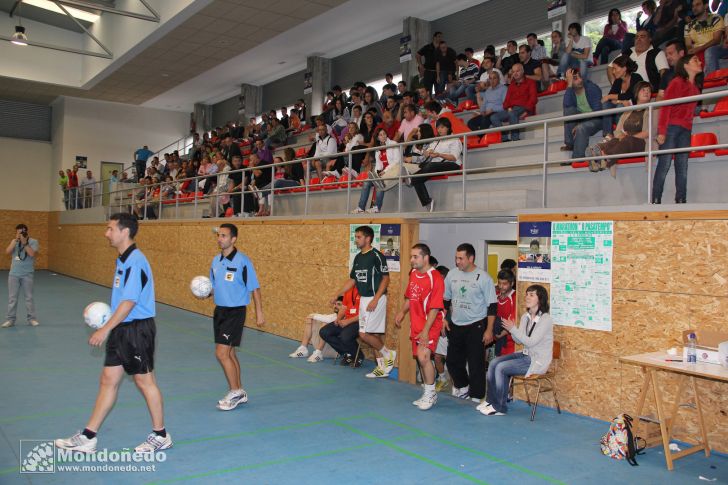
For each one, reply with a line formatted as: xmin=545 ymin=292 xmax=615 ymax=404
xmin=652 ymin=54 xmax=702 ymax=204
xmin=594 ymin=9 xmax=628 ymax=65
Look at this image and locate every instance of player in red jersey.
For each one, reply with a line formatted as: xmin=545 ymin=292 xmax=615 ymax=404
xmin=395 ymin=243 xmax=445 ymax=411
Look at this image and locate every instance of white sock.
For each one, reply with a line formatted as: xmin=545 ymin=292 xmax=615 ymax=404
xmin=424 ymin=384 xmax=436 ymax=394
xmin=380 ymin=346 xmax=390 ymax=357
xmin=313 ymin=349 xmax=322 ymax=355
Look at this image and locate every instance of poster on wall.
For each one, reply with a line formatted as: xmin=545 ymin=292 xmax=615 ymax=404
xmin=237 ymin=94 xmax=246 ymax=115
xmin=550 ymin=221 xmax=614 ymax=332
xmin=75 ymin=156 xmax=87 ymax=169
xmin=517 ymin=222 xmax=551 ymax=283
xmin=399 ymin=35 xmax=412 ymax=63
xmin=380 ymin=224 xmax=401 ymax=272
xmin=349 ymin=224 xmax=401 ymax=272
xmin=303 ymin=72 xmax=313 ymax=95
xmin=547 ymin=0 xmax=567 ymax=18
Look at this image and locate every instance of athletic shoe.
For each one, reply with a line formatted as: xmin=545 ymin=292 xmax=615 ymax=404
xmin=1 ymin=321 xmax=14 ymax=328
xmin=134 ymin=432 xmax=173 ymax=453
xmin=412 ymin=385 xmax=428 ymax=406
xmin=475 ymin=400 xmax=492 ymax=412
xmin=417 ymin=391 xmax=438 ymax=411
xmin=55 ymin=432 xmax=97 ymax=453
xmin=218 ymin=388 xmax=245 ymax=405
xmin=289 ymin=345 xmax=309 ymax=358
xmin=451 ymin=385 xmax=470 ymax=399
xmin=351 ymin=208 xmax=365 ymax=214
xmin=383 ymin=350 xmax=397 ymax=374
xmin=340 ymin=354 xmax=354 ymax=366
xmin=365 ymin=358 xmax=389 ymax=378
xmin=307 ymin=349 xmax=323 ymax=363
xmin=28 ymin=320 xmax=40 ymax=326
xmin=366 ymin=206 xmax=380 ymax=213
xmin=435 ymin=378 xmax=449 ymax=393
xmin=478 ymin=404 xmax=505 ymax=416
xmin=217 ymin=391 xmax=248 ymax=411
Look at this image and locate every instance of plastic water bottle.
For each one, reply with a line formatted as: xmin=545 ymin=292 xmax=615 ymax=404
xmin=686 ymin=333 xmax=697 ymax=364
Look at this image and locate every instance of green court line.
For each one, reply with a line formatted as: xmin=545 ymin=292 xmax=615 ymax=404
xmin=372 ymin=414 xmax=565 ymax=485
xmin=332 ymin=419 xmax=489 ymax=485
xmin=0 ymin=380 xmax=327 ymax=426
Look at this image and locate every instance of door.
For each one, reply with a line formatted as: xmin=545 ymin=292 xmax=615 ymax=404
xmin=100 ymin=161 xmax=124 ymax=206
xmin=483 ymin=241 xmax=518 ymax=282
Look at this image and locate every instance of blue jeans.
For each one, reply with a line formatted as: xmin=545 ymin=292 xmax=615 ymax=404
xmin=564 ymin=106 xmax=602 ymax=158
xmin=558 ymin=53 xmax=591 ymax=80
xmin=486 ymin=352 xmax=531 ymax=414
xmin=652 ymin=124 xmax=691 ymax=203
xmin=704 ymin=45 xmax=728 ymax=75
xmin=594 ymin=37 xmax=622 ymax=65
xmin=490 ymin=106 xmax=526 ymax=141
xmin=448 ymin=83 xmax=477 ymax=103
xmin=357 ymin=180 xmax=384 ymax=210
xmin=601 ymin=100 xmax=618 ymax=137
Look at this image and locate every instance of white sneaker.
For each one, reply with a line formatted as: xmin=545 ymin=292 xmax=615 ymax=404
xmin=383 ymin=350 xmax=396 ymax=374
xmin=417 ymin=391 xmax=438 ymax=411
xmin=28 ymin=320 xmax=40 ymax=326
xmin=55 ymin=432 xmax=97 ymax=453
xmin=365 ymin=357 xmax=390 ymax=378
xmin=412 ymin=385 xmax=426 ymax=406
xmin=289 ymin=345 xmax=309 ymax=358
xmin=217 ymin=390 xmax=248 ymax=411
xmin=451 ymin=385 xmax=470 ymax=399
xmin=218 ymin=388 xmax=245 ymax=405
xmin=1 ymin=321 xmax=14 ymax=328
xmin=475 ymin=400 xmax=492 ymax=412
xmin=134 ymin=432 xmax=173 ymax=453
xmin=351 ymin=207 xmax=365 ymax=214
xmin=478 ymin=404 xmax=505 ymax=416
xmin=366 ymin=206 xmax=380 ymax=213
xmin=307 ymin=350 xmax=323 ymax=363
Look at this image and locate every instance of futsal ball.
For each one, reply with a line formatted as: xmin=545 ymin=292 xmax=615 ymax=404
xmin=83 ymin=302 xmax=112 ymax=329
xmin=190 ymin=275 xmax=212 ymax=299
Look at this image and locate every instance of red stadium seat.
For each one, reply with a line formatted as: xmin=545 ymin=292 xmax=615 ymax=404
xmin=715 ymin=149 xmax=728 ymax=156
xmin=467 ymin=134 xmax=489 ymax=150
xmin=571 ymin=161 xmax=590 ymax=168
xmin=338 ymin=174 xmax=351 ymax=189
xmin=538 ymin=79 xmax=568 ymax=97
xmin=308 ymin=177 xmax=322 ymax=191
xmin=690 ymin=132 xmax=718 ymax=158
xmin=483 ymin=131 xmax=502 ymax=145
xmin=436 ymin=112 xmax=471 ymax=134
xmin=321 ymin=175 xmax=338 ymax=190
xmin=295 ymin=147 xmax=308 ymax=158
xmin=616 ymin=157 xmax=645 ymax=165
xmin=702 ymin=68 xmax=728 ymax=88
xmin=224 ymin=207 xmax=234 ymax=217
xmin=457 ymin=99 xmax=478 ymax=111
xmin=699 ymin=97 xmax=728 ymax=119
xmin=354 ymin=172 xmax=369 ymax=188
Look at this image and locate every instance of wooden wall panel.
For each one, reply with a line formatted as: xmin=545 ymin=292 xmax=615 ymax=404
xmin=48 ymin=219 xmax=414 ymax=379
xmin=0 ymin=211 xmax=50 ymax=270
xmin=518 ymin=212 xmax=728 ymax=454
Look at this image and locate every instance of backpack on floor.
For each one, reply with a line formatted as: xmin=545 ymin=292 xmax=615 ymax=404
xmin=600 ymin=414 xmax=646 ymax=466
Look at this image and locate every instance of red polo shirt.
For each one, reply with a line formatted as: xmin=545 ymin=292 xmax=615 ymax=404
xmin=503 ymin=77 xmax=538 ymax=115
xmin=375 ymin=120 xmax=401 ymax=140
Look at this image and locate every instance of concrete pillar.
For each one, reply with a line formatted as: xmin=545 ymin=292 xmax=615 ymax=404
xmin=305 ymin=56 xmax=331 ymax=118
xmin=193 ymin=103 xmax=212 ymax=133
xmin=562 ymin=0 xmax=585 ymax=35
xmin=239 ymin=83 xmax=262 ymax=121
xmin=402 ymin=17 xmax=431 ymax=89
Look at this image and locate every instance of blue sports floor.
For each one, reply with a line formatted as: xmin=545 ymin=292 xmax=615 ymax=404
xmin=0 ymin=271 xmax=726 ymax=484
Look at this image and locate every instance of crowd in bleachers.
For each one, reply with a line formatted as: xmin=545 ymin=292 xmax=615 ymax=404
xmin=65 ymin=0 xmax=728 ymax=215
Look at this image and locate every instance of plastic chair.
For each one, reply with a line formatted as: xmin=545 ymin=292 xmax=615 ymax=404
xmin=321 ymin=175 xmax=338 ymax=190
xmin=467 ymin=134 xmax=490 ymax=150
xmin=699 ymin=97 xmax=728 ymax=119
xmin=338 ymin=174 xmax=351 ymax=189
xmin=509 ymin=341 xmax=562 ymax=421
xmin=483 ymin=131 xmax=502 ymax=145
xmin=295 ymin=147 xmax=308 ymax=158
xmin=689 ymin=132 xmax=718 ymax=158
xmin=703 ymin=68 xmax=728 ymax=88
xmin=457 ymin=99 xmax=478 ymax=111
xmin=616 ymin=157 xmax=646 ymax=165
xmin=308 ymin=177 xmax=322 ymax=191
xmin=571 ymin=161 xmax=590 ymax=169
xmin=224 ymin=207 xmax=234 ymax=218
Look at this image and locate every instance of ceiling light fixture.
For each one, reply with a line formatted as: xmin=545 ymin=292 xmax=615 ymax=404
xmin=23 ymin=0 xmax=100 ymax=23
xmin=11 ymin=25 xmax=28 ymax=46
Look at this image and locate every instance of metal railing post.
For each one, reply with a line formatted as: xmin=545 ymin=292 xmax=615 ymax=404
xmin=397 ymin=144 xmax=404 ymax=214
xmin=462 ymin=133 xmax=467 ymax=211
xmin=269 ymin=166 xmax=275 ymax=217
xmin=193 ymin=175 xmax=199 ymax=219
xmin=346 ymin=152 xmax=352 ymax=214
xmin=304 ymin=161 xmax=310 ymax=216
xmin=647 ymin=105 xmax=653 ymax=204
xmin=542 ymin=121 xmax=549 ymax=208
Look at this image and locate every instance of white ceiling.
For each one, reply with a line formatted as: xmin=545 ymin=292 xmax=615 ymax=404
xmin=143 ymin=0 xmax=487 ymax=111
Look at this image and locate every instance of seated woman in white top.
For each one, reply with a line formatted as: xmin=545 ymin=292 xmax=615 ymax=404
xmin=342 ymin=122 xmax=366 ymax=176
xmin=351 ymin=129 xmax=402 ymax=214
xmin=407 ymin=117 xmax=462 ymax=212
xmin=480 ymin=284 xmax=554 ymax=416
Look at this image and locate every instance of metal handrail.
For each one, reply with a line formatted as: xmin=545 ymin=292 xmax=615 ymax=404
xmin=65 ymin=86 xmax=728 ymax=216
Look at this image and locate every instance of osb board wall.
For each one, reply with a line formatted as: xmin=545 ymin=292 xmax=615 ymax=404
xmin=0 ymin=211 xmax=50 ymax=270
xmin=48 ymin=219 xmax=414 ymax=372
xmin=518 ymin=212 xmax=728 ymax=454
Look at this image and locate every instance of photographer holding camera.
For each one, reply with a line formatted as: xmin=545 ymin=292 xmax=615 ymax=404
xmin=2 ymin=224 xmax=40 ymax=328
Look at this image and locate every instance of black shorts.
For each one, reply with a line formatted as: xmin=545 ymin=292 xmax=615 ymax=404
xmin=104 ymin=318 xmax=156 ymax=375
xmin=214 ymin=306 xmax=246 ymax=347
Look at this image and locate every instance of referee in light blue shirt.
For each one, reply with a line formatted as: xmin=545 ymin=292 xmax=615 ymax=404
xmin=208 ymin=223 xmax=265 ymax=411
xmin=55 ymin=212 xmax=172 ymax=455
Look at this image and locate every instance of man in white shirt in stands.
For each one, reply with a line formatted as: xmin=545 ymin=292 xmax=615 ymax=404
xmin=313 ymin=124 xmax=337 ymax=180
xmin=558 ymin=22 xmax=593 ymax=80
xmin=80 ymin=170 xmax=97 ymax=208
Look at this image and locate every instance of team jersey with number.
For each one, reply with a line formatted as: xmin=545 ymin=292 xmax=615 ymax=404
xmin=349 ymin=248 xmax=389 ymax=297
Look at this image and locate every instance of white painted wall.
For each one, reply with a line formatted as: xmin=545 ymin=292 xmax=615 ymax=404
xmin=419 ymin=222 xmax=518 ymax=270
xmin=50 ymin=96 xmax=189 ymax=210
xmin=0 ymin=137 xmax=53 ymax=211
